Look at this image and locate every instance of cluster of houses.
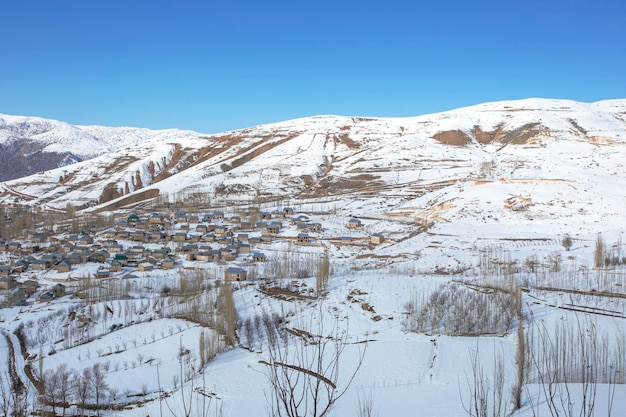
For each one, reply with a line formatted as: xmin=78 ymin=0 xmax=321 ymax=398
xmin=0 ymin=273 xmax=65 ymax=306
xmin=0 ymin=206 xmax=384 ymax=307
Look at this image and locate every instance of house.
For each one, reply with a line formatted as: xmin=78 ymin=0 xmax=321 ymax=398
xmin=149 ymin=213 xmax=165 ymax=224
xmin=196 ymin=224 xmax=209 ymax=234
xmin=30 ymin=232 xmax=45 ymax=243
xmin=260 ymin=234 xmax=274 ymax=243
xmin=237 ymin=244 xmax=251 ymax=254
xmin=212 ymin=211 xmax=224 ymax=221
xmin=283 ymin=207 xmax=294 ymax=216
xmin=54 ymin=261 xmax=72 ymax=273
xmin=7 ymin=242 xmax=22 ymax=252
xmin=95 ymin=270 xmax=111 ymax=279
xmin=130 ymin=245 xmax=147 ymax=254
xmin=220 ymin=245 xmax=238 ymax=257
xmin=89 ymin=250 xmax=109 ymax=263
xmin=0 ymin=276 xmax=18 ymax=290
xmin=78 ymin=235 xmax=94 ymax=245
xmin=370 ymin=233 xmax=384 ymax=245
xmin=309 ymin=223 xmax=323 ymax=233
xmin=252 ymin=252 xmax=266 ymax=262
xmin=291 ymin=215 xmax=309 ymax=224
xmin=239 ymin=221 xmax=253 ymax=231
xmin=181 ymin=244 xmax=199 ymax=254
xmin=0 ymin=265 xmax=11 ymax=276
xmin=130 ymin=231 xmax=147 ymax=242
xmin=272 ymin=210 xmax=285 ymax=219
xmin=222 ymin=253 xmax=237 ymax=262
xmin=13 ymin=260 xmax=29 ymax=273
xmin=161 ymin=257 xmax=176 ymax=270
xmin=108 ymin=244 xmax=124 ymax=253
xmin=61 ymin=243 xmax=76 ymax=253
xmin=173 ymin=232 xmax=188 ymax=242
xmin=66 ymin=252 xmax=86 ymax=264
xmin=32 ymin=259 xmax=52 ymax=271
xmin=265 ymin=222 xmax=281 ymax=235
xmin=9 ymin=287 xmax=27 ymax=303
xmin=225 ymin=267 xmax=247 ymax=281
xmin=100 ymin=239 xmax=118 ymax=248
xmin=66 ymin=234 xmax=80 ymax=242
xmin=116 ymin=230 xmax=130 ymax=239
xmin=151 ymin=249 xmax=167 ymax=259
xmin=214 ymin=225 xmax=228 ymax=236
xmin=51 ymin=283 xmax=66 ymax=297
xmin=297 ymin=233 xmax=310 ymax=244
xmin=261 ymin=211 xmax=272 ymax=220
xmin=188 ymin=234 xmax=201 ymax=243
xmin=174 ymin=211 xmax=188 ymax=223
xmin=138 ymin=262 xmax=154 ymax=272
xmin=127 ymin=213 xmax=140 ymax=224
xmin=109 ymin=260 xmax=122 ymax=272
xmin=202 ymin=233 xmax=216 ymax=243
xmin=347 ymin=218 xmax=362 ymax=229
xmin=114 ymin=254 xmax=129 ymax=266
xmin=195 ymin=252 xmax=212 ymax=262
xmin=21 ymin=280 xmax=39 ymax=295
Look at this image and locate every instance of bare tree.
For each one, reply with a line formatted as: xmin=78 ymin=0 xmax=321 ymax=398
xmin=594 ymin=233 xmax=606 ymax=267
xmin=315 ymin=248 xmax=330 ymax=296
xmin=461 ymin=347 xmax=507 ymax=417
xmin=561 ymin=233 xmax=573 ymax=251
xmin=0 ymin=372 xmax=10 ymax=417
xmin=90 ymin=363 xmax=109 ymax=416
xmin=74 ymin=367 xmax=92 ymax=417
xmin=260 ymin=304 xmax=367 ymax=417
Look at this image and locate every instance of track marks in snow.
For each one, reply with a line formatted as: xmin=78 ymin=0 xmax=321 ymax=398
xmin=426 ymin=336 xmax=439 ymax=383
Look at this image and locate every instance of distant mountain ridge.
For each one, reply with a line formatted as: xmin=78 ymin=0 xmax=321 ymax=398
xmin=1 ymin=98 xmax=625 ymax=215
xmin=0 ymin=113 xmax=202 ymax=181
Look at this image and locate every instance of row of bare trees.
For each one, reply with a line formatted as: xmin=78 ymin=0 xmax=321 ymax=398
xmin=39 ymin=363 xmax=111 ymax=417
xmin=0 ymin=371 xmax=30 ymax=417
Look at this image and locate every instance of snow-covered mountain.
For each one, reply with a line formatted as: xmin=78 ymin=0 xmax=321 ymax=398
xmin=1 ymin=98 xmax=625 ymax=215
xmin=0 ymin=113 xmax=202 ymax=181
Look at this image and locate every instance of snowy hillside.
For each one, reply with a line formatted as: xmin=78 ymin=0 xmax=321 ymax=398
xmin=1 ymin=98 xmax=626 ymax=417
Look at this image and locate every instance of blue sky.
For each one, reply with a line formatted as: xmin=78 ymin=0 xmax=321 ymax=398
xmin=1 ymin=0 xmax=625 ymax=133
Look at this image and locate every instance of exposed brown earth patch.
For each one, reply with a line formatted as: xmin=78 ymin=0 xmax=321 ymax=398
xmin=432 ymin=130 xmax=473 ymax=146
xmin=332 ymin=133 xmax=360 ymax=149
xmin=432 ymin=123 xmax=546 ymax=147
xmin=310 ymin=174 xmax=383 ymax=196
